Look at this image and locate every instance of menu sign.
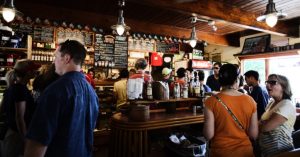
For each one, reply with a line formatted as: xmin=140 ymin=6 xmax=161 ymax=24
xmin=33 ymin=26 xmax=54 ymax=43
xmin=11 ymin=23 xmax=33 ymax=36
xmin=191 ymin=60 xmax=212 ymax=69
xmin=157 ymin=42 xmax=179 ymax=53
xmin=114 ymin=36 xmax=128 ymax=68
xmin=94 ymin=34 xmax=114 ymax=67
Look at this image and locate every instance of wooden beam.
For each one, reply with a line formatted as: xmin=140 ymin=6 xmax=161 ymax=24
xmin=129 ymin=0 xmax=299 ymax=37
xmin=17 ymin=2 xmax=233 ymax=46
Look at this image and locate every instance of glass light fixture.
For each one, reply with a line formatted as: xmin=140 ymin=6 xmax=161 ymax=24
xmin=111 ymin=0 xmax=130 ymax=36
xmin=256 ymin=0 xmax=287 ymax=27
xmin=0 ymin=0 xmax=22 ymax=23
xmin=189 ymin=26 xmax=197 ymax=48
xmin=265 ymin=13 xmax=278 ymax=27
xmin=2 ymin=8 xmax=15 ymax=22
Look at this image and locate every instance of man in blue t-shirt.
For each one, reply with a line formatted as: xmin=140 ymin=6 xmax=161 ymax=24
xmin=24 ymin=40 xmax=99 ymax=157
xmin=244 ymin=70 xmax=269 ymax=120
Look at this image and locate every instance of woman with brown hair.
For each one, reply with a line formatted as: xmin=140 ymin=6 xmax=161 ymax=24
xmin=1 ymin=59 xmax=40 ymax=157
xmin=203 ymin=63 xmax=258 ymax=157
xmin=259 ymin=74 xmax=296 ymax=157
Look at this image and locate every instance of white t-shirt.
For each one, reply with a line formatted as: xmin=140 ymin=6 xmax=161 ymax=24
xmin=261 ymin=99 xmax=296 ymax=135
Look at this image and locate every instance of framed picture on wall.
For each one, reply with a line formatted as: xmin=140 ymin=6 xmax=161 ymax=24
xmin=241 ymin=34 xmax=270 ymax=54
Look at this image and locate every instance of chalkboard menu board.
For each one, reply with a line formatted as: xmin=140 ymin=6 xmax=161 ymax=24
xmin=114 ymin=36 xmax=128 ymax=68
xmin=11 ymin=23 xmax=33 ymax=36
xmin=33 ymin=26 xmax=54 ymax=43
xmin=94 ymin=34 xmax=114 ymax=67
xmin=157 ymin=42 xmax=179 ymax=53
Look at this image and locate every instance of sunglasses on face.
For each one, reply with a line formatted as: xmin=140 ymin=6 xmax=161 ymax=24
xmin=265 ymin=80 xmax=278 ymax=86
xmin=213 ymin=67 xmax=219 ymax=70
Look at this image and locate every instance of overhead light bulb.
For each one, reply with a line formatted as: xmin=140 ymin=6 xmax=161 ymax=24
xmin=111 ymin=1 xmax=130 ymax=36
xmin=2 ymin=8 xmax=15 ymax=22
xmin=189 ymin=39 xmax=197 ymax=48
xmin=189 ymin=26 xmax=197 ymax=48
xmin=256 ymin=0 xmax=286 ymax=27
xmin=116 ymin=25 xmax=125 ymax=35
xmin=265 ymin=13 xmax=278 ymax=27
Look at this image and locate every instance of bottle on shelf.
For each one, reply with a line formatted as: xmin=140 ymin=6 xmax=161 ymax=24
xmin=6 ymin=54 xmax=14 ymax=66
xmin=189 ymin=71 xmax=195 ymax=97
xmin=194 ymin=71 xmax=201 ymax=97
xmin=174 ymin=82 xmax=180 ymax=99
xmin=182 ymin=73 xmax=189 ymax=98
xmin=146 ymin=76 xmax=153 ymax=100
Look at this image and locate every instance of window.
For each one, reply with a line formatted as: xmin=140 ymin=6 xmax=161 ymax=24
xmin=269 ymin=56 xmax=300 ymax=102
xmin=243 ymin=59 xmax=266 ymax=85
xmin=242 ymin=55 xmax=300 ymax=103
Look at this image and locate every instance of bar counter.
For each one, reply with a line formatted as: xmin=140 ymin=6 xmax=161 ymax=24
xmin=109 ymin=110 xmax=204 ymax=157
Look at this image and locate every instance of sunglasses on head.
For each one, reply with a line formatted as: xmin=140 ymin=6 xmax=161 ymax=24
xmin=265 ymin=80 xmax=278 ymax=86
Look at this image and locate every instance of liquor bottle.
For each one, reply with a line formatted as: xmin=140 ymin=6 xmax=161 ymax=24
xmin=189 ymin=71 xmax=195 ymax=97
xmin=6 ymin=54 xmax=14 ymax=66
xmin=174 ymin=82 xmax=180 ymax=99
xmin=146 ymin=76 xmax=153 ymax=100
xmin=194 ymin=71 xmax=201 ymax=97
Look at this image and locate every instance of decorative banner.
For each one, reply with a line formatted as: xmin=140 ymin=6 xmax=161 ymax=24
xmin=192 ymin=60 xmax=212 ymax=69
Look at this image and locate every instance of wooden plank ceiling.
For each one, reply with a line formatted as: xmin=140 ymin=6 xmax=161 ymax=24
xmin=13 ymin=0 xmax=300 ymax=46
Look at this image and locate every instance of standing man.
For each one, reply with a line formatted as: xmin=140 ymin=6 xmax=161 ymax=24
xmin=24 ymin=40 xmax=99 ymax=157
xmin=244 ymin=70 xmax=269 ymax=120
xmin=206 ymin=62 xmax=222 ymax=91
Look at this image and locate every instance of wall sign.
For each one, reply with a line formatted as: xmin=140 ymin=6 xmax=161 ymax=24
xmin=191 ymin=60 xmax=212 ymax=69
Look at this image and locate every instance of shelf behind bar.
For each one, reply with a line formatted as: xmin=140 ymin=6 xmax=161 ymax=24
xmin=0 ymin=47 xmax=28 ymax=52
xmin=234 ymin=49 xmax=300 ymax=60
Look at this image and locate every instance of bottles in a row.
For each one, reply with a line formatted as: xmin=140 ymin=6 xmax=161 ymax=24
xmin=0 ymin=53 xmax=22 ymax=66
xmin=95 ymin=60 xmax=115 ymax=67
xmin=32 ymin=50 xmax=54 ymax=62
xmin=32 ymin=42 xmax=56 ymax=49
xmin=188 ymin=71 xmax=204 ymax=98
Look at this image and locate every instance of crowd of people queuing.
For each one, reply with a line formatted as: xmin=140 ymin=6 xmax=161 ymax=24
xmin=0 ymin=39 xmax=298 ymax=157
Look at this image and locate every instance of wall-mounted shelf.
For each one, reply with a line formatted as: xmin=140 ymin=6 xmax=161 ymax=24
xmin=32 ymin=47 xmax=56 ymax=51
xmin=234 ymin=49 xmax=300 ymax=60
xmin=0 ymin=47 xmax=28 ymax=52
xmin=128 ymin=49 xmax=151 ymax=53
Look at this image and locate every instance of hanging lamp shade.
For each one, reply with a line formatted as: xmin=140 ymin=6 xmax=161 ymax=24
xmin=0 ymin=0 xmax=23 ymax=22
xmin=256 ymin=0 xmax=287 ymax=27
xmin=111 ymin=0 xmax=130 ymax=36
xmin=189 ymin=26 xmax=197 ymax=48
xmin=111 ymin=9 xmax=130 ymax=36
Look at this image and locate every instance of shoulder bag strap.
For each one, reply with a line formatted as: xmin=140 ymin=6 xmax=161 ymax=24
xmin=213 ymin=95 xmax=245 ymax=130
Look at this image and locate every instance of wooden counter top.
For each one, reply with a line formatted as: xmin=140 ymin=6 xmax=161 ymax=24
xmin=129 ymin=97 xmax=203 ymax=105
xmin=111 ymin=111 xmax=204 ymax=130
xmin=109 ymin=111 xmax=205 ymax=157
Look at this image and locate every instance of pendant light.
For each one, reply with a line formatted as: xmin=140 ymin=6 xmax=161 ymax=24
xmin=111 ymin=0 xmax=130 ymax=36
xmin=189 ymin=26 xmax=197 ymax=48
xmin=256 ymin=0 xmax=287 ymax=27
xmin=188 ymin=16 xmax=217 ymax=48
xmin=0 ymin=0 xmax=22 ymax=22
